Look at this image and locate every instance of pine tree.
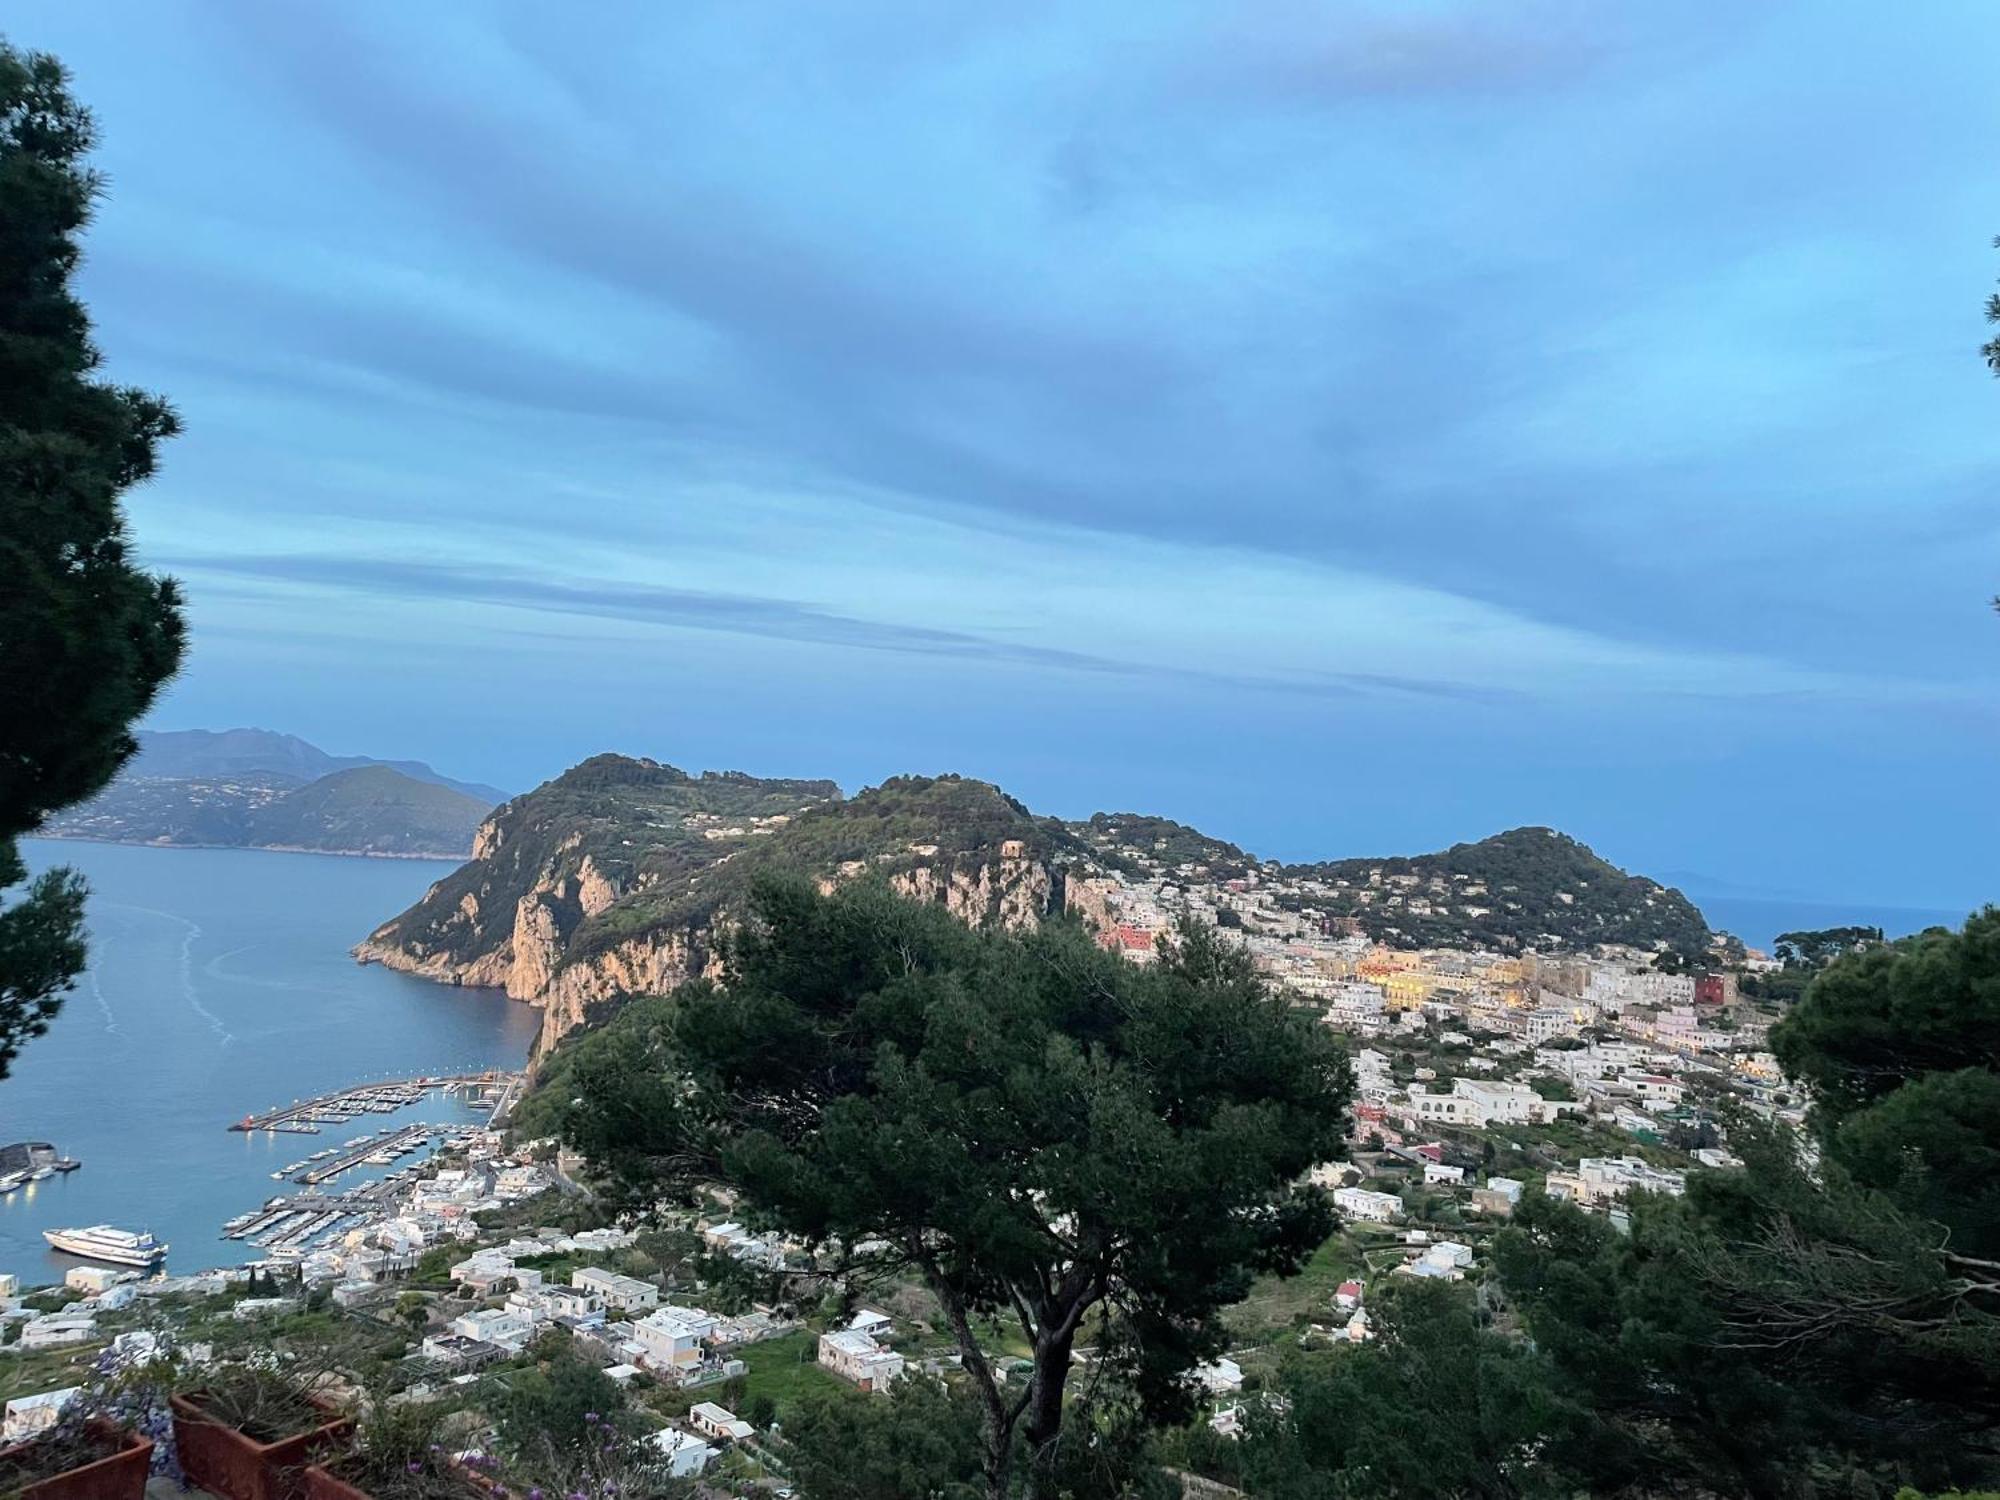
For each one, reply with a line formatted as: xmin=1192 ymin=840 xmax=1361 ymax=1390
xmin=0 ymin=40 xmax=185 ymax=1079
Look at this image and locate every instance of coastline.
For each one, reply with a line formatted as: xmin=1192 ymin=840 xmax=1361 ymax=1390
xmin=31 ymin=832 xmax=471 ymax=862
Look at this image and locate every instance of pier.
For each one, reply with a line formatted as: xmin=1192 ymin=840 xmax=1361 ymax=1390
xmin=293 ymin=1122 xmax=434 ymax=1187
xmin=228 ymin=1071 xmax=518 ymax=1134
xmin=225 ymin=1123 xmax=485 ymax=1250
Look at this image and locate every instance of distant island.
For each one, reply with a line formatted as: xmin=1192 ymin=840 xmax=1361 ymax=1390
xmin=355 ymin=753 xmax=1713 ymax=1054
xmin=38 ymin=729 xmax=504 ymax=859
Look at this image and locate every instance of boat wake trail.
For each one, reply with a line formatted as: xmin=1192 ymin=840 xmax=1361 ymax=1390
xmin=115 ymin=901 xmax=236 ymax=1044
xmin=170 ymin=915 xmax=233 ymax=1045
xmin=86 ymin=970 xmax=119 ymax=1035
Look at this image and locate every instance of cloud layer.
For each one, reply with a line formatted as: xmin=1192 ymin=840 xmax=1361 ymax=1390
xmin=18 ymin=0 xmax=2000 ymax=905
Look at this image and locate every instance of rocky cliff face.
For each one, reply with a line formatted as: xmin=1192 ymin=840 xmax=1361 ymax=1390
xmin=355 ymin=760 xmax=1066 ymax=1056
xmin=361 ymin=846 xmax=1059 ymax=1056
xmin=889 ymin=850 xmax=1054 ymax=930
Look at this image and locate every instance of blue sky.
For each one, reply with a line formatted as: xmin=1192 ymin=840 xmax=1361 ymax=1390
xmin=18 ymin=1 xmax=1999 ymax=909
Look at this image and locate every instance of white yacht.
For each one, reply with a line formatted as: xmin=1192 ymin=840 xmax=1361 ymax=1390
xmin=42 ymin=1225 xmax=167 ymax=1267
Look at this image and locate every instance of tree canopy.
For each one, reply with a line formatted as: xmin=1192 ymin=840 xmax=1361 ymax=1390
xmin=1772 ymin=926 xmax=1887 ymax=970
xmin=1486 ymin=909 xmax=2000 ymax=1496
xmin=0 ymin=39 xmax=184 ymax=1078
xmin=563 ymin=875 xmax=1353 ymax=1500
xmin=1238 ymin=1279 xmax=1583 ymax=1499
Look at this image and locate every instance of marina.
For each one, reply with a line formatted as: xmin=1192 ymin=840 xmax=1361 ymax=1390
xmin=222 ymin=1121 xmax=486 ymax=1255
xmin=210 ymin=1074 xmax=521 ymax=1264
xmin=291 ymin=1121 xmax=449 ymax=1186
xmin=229 ymin=1071 xmax=521 ymax=1134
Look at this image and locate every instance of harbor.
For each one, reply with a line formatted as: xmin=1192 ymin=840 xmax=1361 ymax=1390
xmin=0 ymin=839 xmax=542 ymax=1277
xmin=228 ymin=1071 xmax=521 ymax=1134
xmin=212 ymin=1073 xmax=528 ymax=1256
xmin=0 ymin=1142 xmax=81 ymax=1197
xmin=223 ymin=1121 xmax=488 ymax=1257
xmin=285 ymin=1121 xmax=443 ymax=1187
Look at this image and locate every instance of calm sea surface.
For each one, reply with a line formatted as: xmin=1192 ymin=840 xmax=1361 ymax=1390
xmin=2 ymin=839 xmax=539 ymax=1280
xmin=1694 ymin=894 xmax=1976 ymax=953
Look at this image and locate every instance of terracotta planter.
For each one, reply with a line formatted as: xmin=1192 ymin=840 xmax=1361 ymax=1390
xmin=0 ymin=1417 xmax=153 ymax=1500
xmin=170 ymin=1391 xmax=354 ymax=1500
xmin=300 ymin=1464 xmax=371 ymax=1500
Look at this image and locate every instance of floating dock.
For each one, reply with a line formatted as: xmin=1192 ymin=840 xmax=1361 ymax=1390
xmin=292 ymin=1122 xmax=434 ymax=1187
xmin=229 ymin=1072 xmax=517 ymax=1134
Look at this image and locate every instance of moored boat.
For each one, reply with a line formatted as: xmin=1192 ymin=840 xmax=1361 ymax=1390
xmin=42 ymin=1225 xmax=167 ymax=1267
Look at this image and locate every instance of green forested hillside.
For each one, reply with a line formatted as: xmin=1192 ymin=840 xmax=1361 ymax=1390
xmin=1291 ymin=826 xmax=1710 ymax=953
xmin=242 ymin=765 xmax=490 ymax=855
xmin=364 ymin=759 xmax=1066 ymax=977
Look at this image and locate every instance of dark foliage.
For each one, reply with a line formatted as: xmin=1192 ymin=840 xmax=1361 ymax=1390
xmin=1292 ymin=826 xmax=1711 ymax=954
xmin=564 ymin=876 xmax=1352 ymax=1500
xmin=0 ymin=39 xmax=185 ymax=1078
xmin=1492 ymin=909 xmax=2000 ymax=1496
xmin=1239 ymin=1279 xmax=1585 ymax=1499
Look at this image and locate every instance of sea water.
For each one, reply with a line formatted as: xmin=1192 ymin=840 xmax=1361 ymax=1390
xmin=0 ymin=839 xmax=539 ymax=1276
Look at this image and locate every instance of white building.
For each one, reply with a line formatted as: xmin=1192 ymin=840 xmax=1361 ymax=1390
xmin=572 ymin=1267 xmax=659 ymax=1314
xmin=1332 ymin=1187 xmax=1403 ymax=1222
xmin=817 ymin=1328 xmax=904 ymax=1391
xmin=1408 ymin=1079 xmax=1573 ymax=1128
xmin=688 ymin=1402 xmax=755 ymax=1442
xmin=3 ymin=1387 xmax=77 ymax=1441
xmin=1193 ymin=1358 xmax=1244 ymax=1395
xmin=1546 ymin=1156 xmax=1687 ymax=1209
xmin=649 ymin=1427 xmax=713 ymax=1478
xmin=450 ymin=1249 xmax=538 ymax=1294
xmin=492 ymin=1165 xmax=551 ymax=1200
xmin=20 ymin=1313 xmax=96 ymax=1350
xmin=1325 ymin=982 xmax=1388 ymax=1030
xmin=1524 ymin=1006 xmax=1578 ymax=1045
xmin=64 ymin=1265 xmax=135 ymax=1296
xmin=507 ymin=1283 xmax=604 ymax=1326
xmin=633 ymin=1306 xmax=720 ymax=1375
xmin=1621 ymin=1072 xmax=1686 ymax=1109
xmin=448 ymin=1307 xmax=532 ymax=1350
xmin=1398 ymin=1240 xmax=1474 ymax=1281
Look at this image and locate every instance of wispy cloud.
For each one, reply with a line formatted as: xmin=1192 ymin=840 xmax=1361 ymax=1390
xmin=163 ymin=551 xmax=1519 ymax=704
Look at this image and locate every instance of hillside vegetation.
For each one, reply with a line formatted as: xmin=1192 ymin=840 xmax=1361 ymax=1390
xmin=1293 ymin=825 xmax=1710 ymax=953
xmin=244 ymin=766 xmax=491 ymax=855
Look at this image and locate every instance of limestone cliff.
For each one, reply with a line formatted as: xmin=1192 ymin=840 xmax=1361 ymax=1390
xmin=355 ymin=758 xmax=1070 ymax=1055
xmin=359 ymin=752 xmax=1713 ymax=1060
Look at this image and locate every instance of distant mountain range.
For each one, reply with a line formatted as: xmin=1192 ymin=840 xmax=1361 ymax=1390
xmin=130 ymin=728 xmax=506 ymax=803
xmin=38 ymin=729 xmax=504 ymax=859
xmin=356 ymin=753 xmax=1712 ymax=1054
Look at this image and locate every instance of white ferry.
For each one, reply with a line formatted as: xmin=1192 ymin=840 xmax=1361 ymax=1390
xmin=43 ymin=1225 xmax=167 ymax=1267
